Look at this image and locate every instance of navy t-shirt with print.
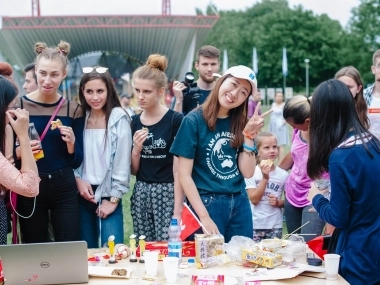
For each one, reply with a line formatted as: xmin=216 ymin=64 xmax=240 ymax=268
xmin=131 ymin=109 xmax=183 ymax=183
xmin=170 ymin=108 xmax=245 ymax=194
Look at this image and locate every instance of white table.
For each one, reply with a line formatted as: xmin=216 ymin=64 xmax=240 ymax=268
xmin=66 ymin=252 xmax=349 ymax=285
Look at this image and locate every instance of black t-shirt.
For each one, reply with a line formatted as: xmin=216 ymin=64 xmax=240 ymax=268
xmin=131 ymin=109 xmax=183 ymax=183
xmin=183 ymin=89 xmax=211 ymax=115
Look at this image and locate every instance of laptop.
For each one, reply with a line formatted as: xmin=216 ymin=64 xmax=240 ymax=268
xmin=0 ymin=241 xmax=88 ymax=285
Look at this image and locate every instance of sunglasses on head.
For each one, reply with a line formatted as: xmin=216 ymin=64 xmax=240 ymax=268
xmin=82 ymin=67 xmax=108 ymax=74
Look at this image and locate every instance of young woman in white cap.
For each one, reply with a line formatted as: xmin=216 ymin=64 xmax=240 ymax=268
xmin=170 ymin=66 xmax=271 ymax=242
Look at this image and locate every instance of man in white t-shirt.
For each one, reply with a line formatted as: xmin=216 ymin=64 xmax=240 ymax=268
xmin=364 ymin=49 xmax=380 ymax=139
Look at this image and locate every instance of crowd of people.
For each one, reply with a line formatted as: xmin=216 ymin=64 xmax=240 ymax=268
xmin=1 ymin=41 xmax=380 ymax=284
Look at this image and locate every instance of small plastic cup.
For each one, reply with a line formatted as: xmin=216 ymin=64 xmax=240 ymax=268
xmin=324 ymin=254 xmax=341 ymax=280
xmin=262 ymin=239 xmax=282 ymax=253
xmin=163 ymin=256 xmax=179 ymax=283
xmin=143 ymin=251 xmax=159 ymax=276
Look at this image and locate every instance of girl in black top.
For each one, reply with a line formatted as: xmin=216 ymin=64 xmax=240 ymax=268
xmin=131 ymin=54 xmax=183 ymax=241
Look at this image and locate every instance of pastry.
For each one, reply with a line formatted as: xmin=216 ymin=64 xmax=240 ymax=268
xmin=111 ymin=269 xmax=127 ymax=276
xmin=51 ymin=119 xmax=63 ymax=130
xmin=260 ymin=159 xmax=274 ymax=168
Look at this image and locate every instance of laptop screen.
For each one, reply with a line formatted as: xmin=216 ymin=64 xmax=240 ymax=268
xmin=0 ymin=241 xmax=88 ymax=285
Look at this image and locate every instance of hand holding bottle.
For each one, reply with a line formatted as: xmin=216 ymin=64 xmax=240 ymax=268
xmin=28 ymin=123 xmax=44 ymax=160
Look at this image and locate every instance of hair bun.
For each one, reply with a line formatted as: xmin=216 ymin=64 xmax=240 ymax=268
xmin=35 ymin=42 xmax=48 ymax=54
xmin=146 ymin=54 xmax=167 ymax=72
xmin=0 ymin=62 xmax=13 ymax=77
xmin=57 ymin=40 xmax=71 ymax=57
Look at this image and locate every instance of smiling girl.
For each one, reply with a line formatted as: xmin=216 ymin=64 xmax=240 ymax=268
xmin=170 ymin=66 xmax=271 ymax=242
xmin=74 ymin=67 xmax=132 ymax=247
xmin=130 ymin=54 xmax=183 ymax=241
xmin=15 ymin=41 xmax=85 ymax=243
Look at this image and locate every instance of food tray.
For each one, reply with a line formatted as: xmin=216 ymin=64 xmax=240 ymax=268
xmin=88 ymin=266 xmax=133 ymax=278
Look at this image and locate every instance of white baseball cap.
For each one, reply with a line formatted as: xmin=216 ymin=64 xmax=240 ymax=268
xmin=223 ymin=65 xmax=257 ymax=95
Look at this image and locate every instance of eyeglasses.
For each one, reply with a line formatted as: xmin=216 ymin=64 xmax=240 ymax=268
xmin=7 ymin=103 xmax=20 ymax=110
xmin=82 ymin=67 xmax=108 ymax=74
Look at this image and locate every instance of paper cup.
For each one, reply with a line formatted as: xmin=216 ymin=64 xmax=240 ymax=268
xmin=324 ymin=254 xmax=341 ymax=280
xmin=163 ymin=257 xmax=179 ymax=283
xmin=143 ymin=251 xmax=159 ymax=276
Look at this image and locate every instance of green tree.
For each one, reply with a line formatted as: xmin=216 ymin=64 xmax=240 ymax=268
xmin=345 ymin=0 xmax=380 ymax=85
xmin=201 ymin=0 xmax=347 ymax=91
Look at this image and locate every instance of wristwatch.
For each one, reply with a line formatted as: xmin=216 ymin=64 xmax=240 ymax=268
xmin=110 ymin=197 xmax=120 ymax=204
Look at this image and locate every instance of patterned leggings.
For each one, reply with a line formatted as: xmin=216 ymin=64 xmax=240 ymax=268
xmin=131 ymin=181 xmax=174 ymax=241
xmin=0 ymin=198 xmax=7 ymax=244
xmin=253 ymin=228 xmax=283 ymax=243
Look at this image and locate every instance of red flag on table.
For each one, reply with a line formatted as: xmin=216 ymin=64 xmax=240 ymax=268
xmin=180 ymin=203 xmax=202 ymax=240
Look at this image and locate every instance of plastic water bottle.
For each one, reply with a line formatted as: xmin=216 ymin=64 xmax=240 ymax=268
xmin=167 ymin=218 xmax=182 ymax=263
xmin=28 ymin=123 xmax=44 ymax=160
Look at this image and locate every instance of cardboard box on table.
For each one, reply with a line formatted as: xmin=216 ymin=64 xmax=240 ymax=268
xmin=194 ymin=234 xmax=225 ymax=269
xmin=242 ymin=247 xmax=282 ymax=268
xmin=136 ymin=241 xmax=195 ymax=260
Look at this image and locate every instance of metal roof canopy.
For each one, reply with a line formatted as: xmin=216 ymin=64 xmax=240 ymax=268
xmin=0 ymin=15 xmax=219 ymax=79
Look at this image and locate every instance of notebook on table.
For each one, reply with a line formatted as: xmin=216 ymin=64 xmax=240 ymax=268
xmin=0 ymin=241 xmax=88 ymax=285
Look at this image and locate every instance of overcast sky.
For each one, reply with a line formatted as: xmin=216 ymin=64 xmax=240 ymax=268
xmin=1 ymin=0 xmax=359 ymax=27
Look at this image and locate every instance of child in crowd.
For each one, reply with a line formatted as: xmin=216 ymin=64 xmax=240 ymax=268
xmin=279 ymin=95 xmax=328 ymax=242
xmin=170 ymin=65 xmax=271 ymax=242
xmin=245 ymin=132 xmax=288 ymax=242
xmin=74 ymin=66 xmax=132 ymax=248
xmin=130 ymin=54 xmax=183 ymax=241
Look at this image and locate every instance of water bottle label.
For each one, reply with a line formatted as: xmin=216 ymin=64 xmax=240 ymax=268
xmin=168 ymin=243 xmax=182 ymax=259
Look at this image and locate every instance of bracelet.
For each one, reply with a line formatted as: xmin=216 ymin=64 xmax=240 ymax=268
xmin=243 ymin=149 xmax=255 ymax=156
xmin=243 ymin=143 xmax=258 ymax=155
xmin=242 ymin=129 xmax=256 ymax=140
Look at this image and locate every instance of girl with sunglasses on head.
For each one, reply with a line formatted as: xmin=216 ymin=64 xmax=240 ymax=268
xmin=0 ymin=71 xmax=40 ymax=244
xmin=170 ymin=66 xmax=271 ymax=242
xmin=14 ymin=41 xmax=85 ymax=243
xmin=131 ymin=54 xmax=183 ymax=241
xmin=74 ymin=67 xmax=132 ymax=248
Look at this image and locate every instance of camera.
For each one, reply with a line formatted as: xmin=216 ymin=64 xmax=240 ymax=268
xmin=182 ymin=72 xmax=202 ymax=113
xmin=182 ymin=72 xmax=197 ymax=96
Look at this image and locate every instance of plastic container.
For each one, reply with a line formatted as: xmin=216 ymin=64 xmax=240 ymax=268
xmin=262 ymin=239 xmax=282 ymax=253
xmin=168 ymin=218 xmax=182 ymax=263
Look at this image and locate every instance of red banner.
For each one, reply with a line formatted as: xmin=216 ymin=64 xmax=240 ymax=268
xmin=180 ymin=203 xmax=202 ymax=240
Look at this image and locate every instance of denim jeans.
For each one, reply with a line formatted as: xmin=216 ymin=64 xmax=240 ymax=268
xmin=284 ymin=197 xmax=325 ymax=242
xmin=79 ymin=185 xmax=124 ymax=248
xmin=196 ymin=191 xmax=253 ymax=243
xmin=18 ymin=166 xmax=80 ymax=243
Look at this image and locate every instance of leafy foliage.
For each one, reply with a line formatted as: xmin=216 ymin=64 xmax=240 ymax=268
xmin=196 ymin=0 xmax=379 ymax=91
xmin=344 ymin=0 xmax=380 ymax=84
